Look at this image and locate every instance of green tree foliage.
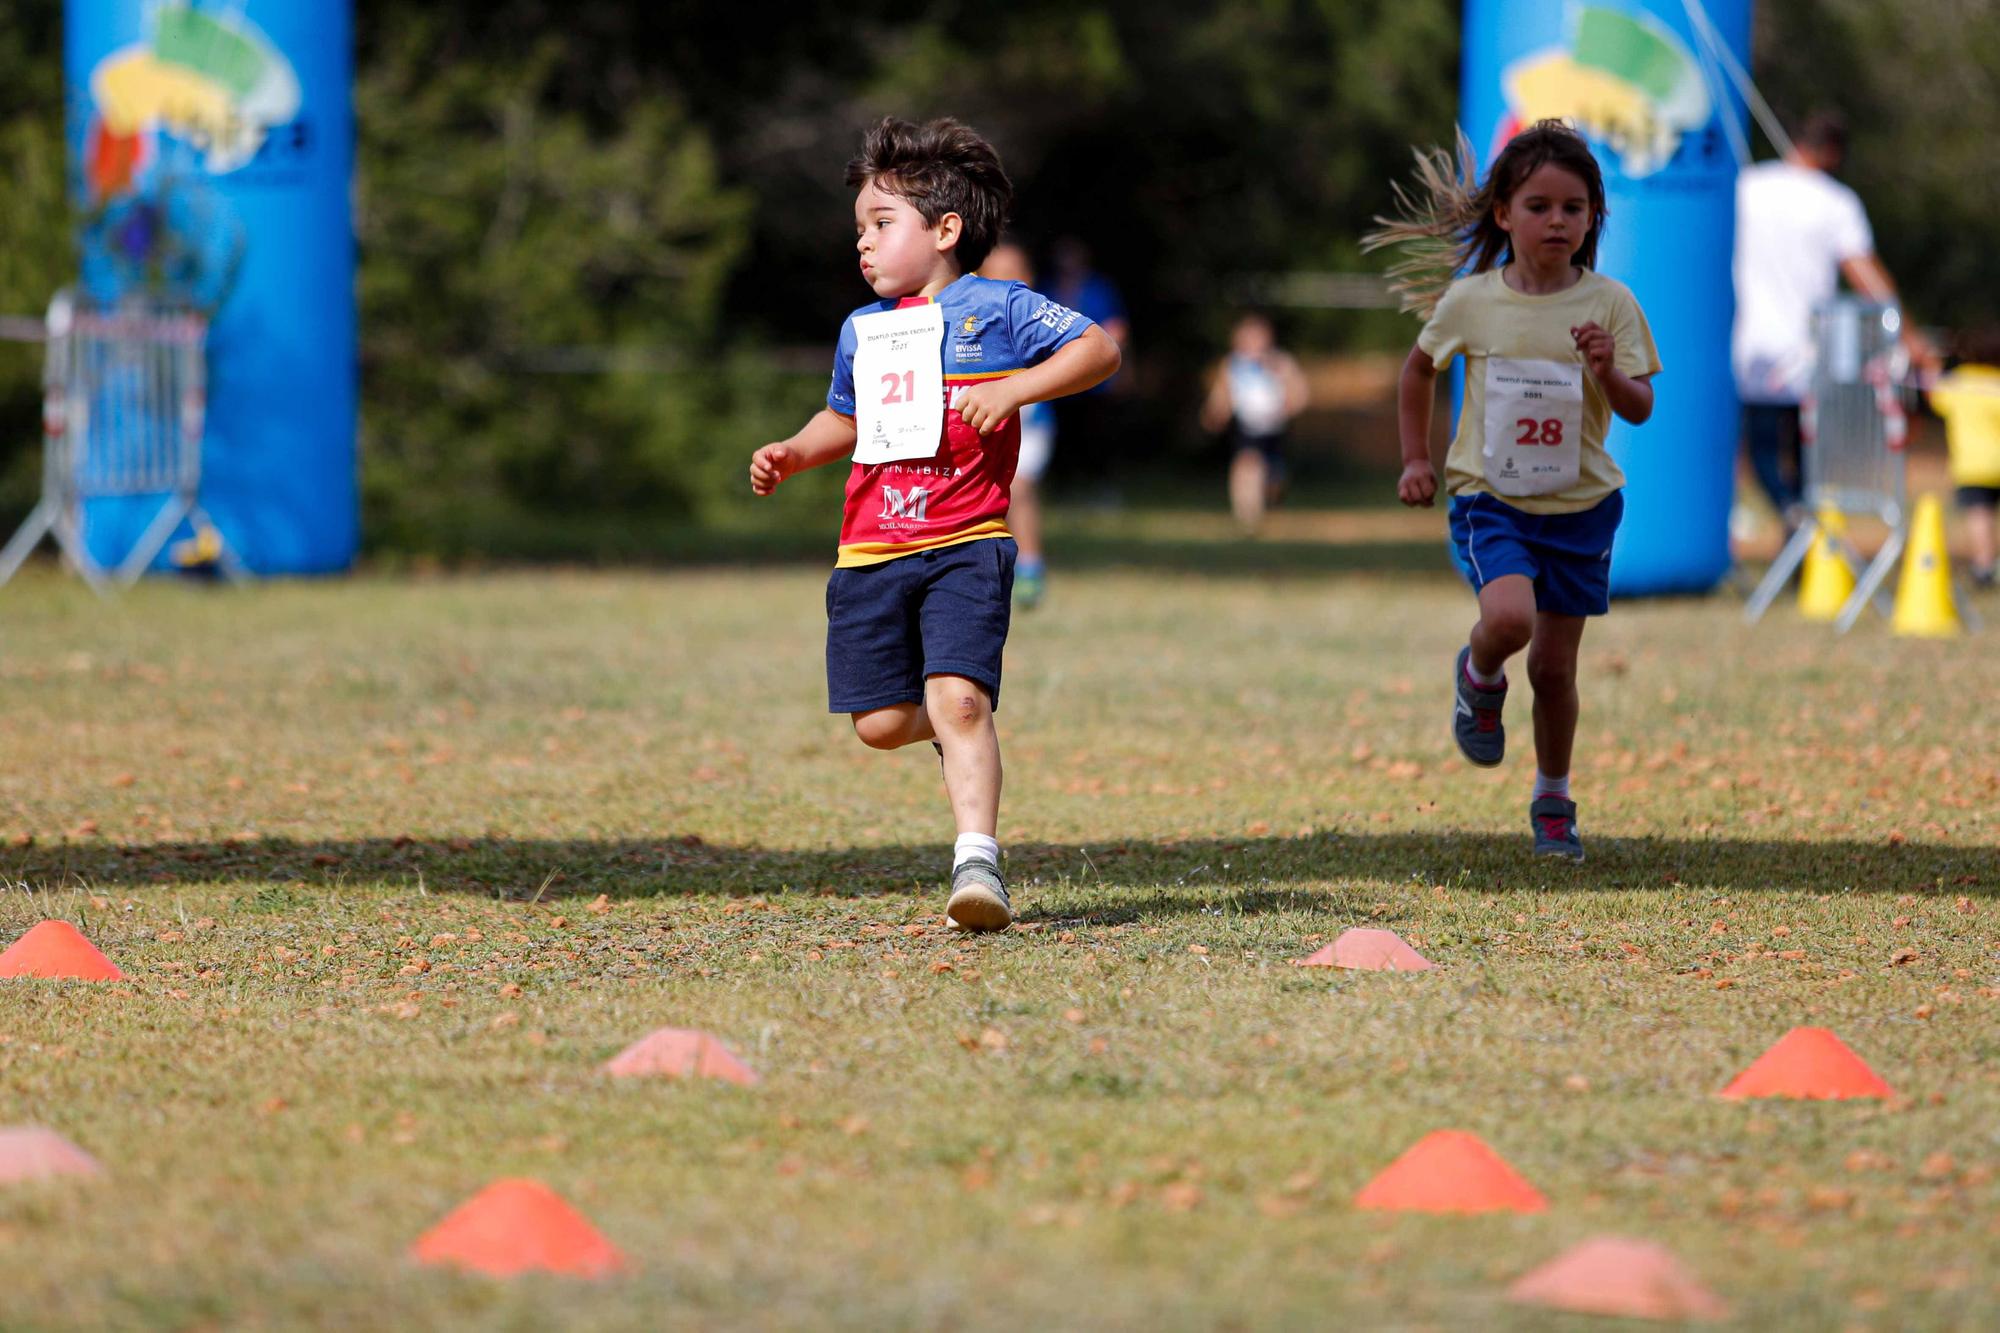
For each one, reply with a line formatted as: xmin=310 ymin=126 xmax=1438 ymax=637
xmin=1 ymin=1 xmax=1996 ymax=551
xmin=0 ymin=0 xmax=67 ymax=511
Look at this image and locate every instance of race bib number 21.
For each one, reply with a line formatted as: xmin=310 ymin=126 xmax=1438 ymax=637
xmin=853 ymin=304 xmax=946 ymax=464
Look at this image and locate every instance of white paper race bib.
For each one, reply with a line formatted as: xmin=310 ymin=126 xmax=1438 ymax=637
xmin=1482 ymin=357 xmax=1583 ymax=497
xmin=852 ymin=303 xmax=946 ymax=465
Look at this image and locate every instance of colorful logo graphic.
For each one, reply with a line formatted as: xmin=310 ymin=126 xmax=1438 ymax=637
xmin=1495 ymin=5 xmax=1710 ymax=177
xmin=85 ymin=3 xmax=300 ymax=199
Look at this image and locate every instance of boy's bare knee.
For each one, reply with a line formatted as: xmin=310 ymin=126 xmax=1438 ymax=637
xmin=852 ymin=712 xmax=907 ymax=750
xmin=925 ymin=679 xmax=990 ymax=731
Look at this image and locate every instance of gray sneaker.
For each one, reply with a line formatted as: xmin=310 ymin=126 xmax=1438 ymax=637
xmin=1531 ymin=796 xmax=1584 ymax=861
xmin=1452 ymin=646 xmax=1507 ymax=767
xmin=946 ymin=859 xmax=1013 ymax=932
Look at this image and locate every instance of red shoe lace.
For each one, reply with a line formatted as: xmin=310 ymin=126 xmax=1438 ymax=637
xmin=1537 ymin=815 xmax=1573 ymax=841
xmin=1475 ymin=709 xmax=1500 ymax=734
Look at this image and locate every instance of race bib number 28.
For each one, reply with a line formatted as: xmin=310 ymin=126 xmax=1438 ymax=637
xmin=853 ymin=304 xmax=946 ymax=464
xmin=1482 ymin=357 xmax=1583 ymax=497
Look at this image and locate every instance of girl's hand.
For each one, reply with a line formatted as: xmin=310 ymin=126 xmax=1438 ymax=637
xmin=749 ymin=443 xmax=796 ymax=495
xmin=1397 ymin=459 xmax=1437 ymax=508
xmin=1571 ymin=322 xmax=1616 ymax=381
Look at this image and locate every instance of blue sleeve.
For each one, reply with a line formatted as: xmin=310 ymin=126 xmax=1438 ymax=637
xmin=1005 ymin=283 xmax=1095 ymax=369
xmin=827 ymin=316 xmax=858 ymax=416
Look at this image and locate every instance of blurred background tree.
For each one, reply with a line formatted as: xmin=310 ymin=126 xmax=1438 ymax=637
xmin=0 ymin=0 xmax=1995 ymax=555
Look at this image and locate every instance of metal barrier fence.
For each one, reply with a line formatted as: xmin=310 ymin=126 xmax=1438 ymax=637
xmin=1744 ymin=299 xmax=1909 ymax=630
xmin=0 ymin=291 xmax=243 ymax=590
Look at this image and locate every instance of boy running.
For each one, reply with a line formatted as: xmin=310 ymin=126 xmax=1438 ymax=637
xmin=749 ymin=117 xmax=1120 ymax=929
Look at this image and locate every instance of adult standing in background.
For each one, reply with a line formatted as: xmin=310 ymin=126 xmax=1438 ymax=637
xmin=1732 ymin=112 xmax=1932 ymax=530
xmin=1047 ymin=238 xmax=1131 ymax=490
xmin=979 ymin=240 xmax=1061 ymax=608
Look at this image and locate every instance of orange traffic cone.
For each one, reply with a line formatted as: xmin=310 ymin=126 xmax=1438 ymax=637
xmin=1353 ymin=1130 xmax=1547 ymax=1214
xmin=0 ymin=921 xmax=124 ymax=980
xmin=1718 ymin=1027 xmax=1893 ymax=1100
xmin=410 ymin=1178 xmax=626 ymax=1279
xmin=603 ymin=1028 xmax=759 ymax=1084
xmin=1509 ymin=1236 xmax=1729 ymax=1321
xmin=0 ymin=1127 xmax=103 ymax=1184
xmin=1293 ymin=928 xmax=1433 ymax=971
xmin=1891 ymin=493 xmax=1963 ymax=637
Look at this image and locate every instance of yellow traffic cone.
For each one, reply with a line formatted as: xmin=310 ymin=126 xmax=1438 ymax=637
xmin=1798 ymin=509 xmax=1855 ymax=621
xmin=1891 ymin=494 xmax=1961 ymax=638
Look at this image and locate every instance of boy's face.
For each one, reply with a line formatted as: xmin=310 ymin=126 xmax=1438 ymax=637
xmin=854 ymin=179 xmax=957 ymax=298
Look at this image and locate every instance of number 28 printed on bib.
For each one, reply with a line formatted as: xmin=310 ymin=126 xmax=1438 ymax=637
xmin=1481 ymin=357 xmax=1583 ymax=497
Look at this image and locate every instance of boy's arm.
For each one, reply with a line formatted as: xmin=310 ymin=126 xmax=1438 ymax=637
xmin=1396 ymin=345 xmax=1439 ymax=508
xmin=956 ymin=326 xmax=1121 ymax=436
xmin=749 ymin=409 xmax=859 ymax=495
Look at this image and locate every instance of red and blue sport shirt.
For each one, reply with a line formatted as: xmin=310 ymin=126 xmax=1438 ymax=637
xmin=826 ymin=273 xmax=1091 ymax=567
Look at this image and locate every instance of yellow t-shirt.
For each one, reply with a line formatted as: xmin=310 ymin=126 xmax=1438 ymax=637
xmin=1929 ymin=364 xmax=2000 ymax=488
xmin=1418 ymin=268 xmax=1662 ymax=515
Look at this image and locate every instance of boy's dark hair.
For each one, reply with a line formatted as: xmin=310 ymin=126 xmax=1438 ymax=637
xmin=1363 ymin=120 xmax=1609 ymax=317
xmin=845 ymin=117 xmax=1012 ymax=274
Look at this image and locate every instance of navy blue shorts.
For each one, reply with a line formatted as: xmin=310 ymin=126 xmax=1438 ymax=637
xmin=1448 ymin=490 xmax=1624 ymax=617
xmin=826 ymin=537 xmax=1016 ymax=714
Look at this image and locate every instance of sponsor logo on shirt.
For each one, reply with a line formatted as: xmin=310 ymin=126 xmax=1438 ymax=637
xmin=1029 ymin=301 xmax=1079 ymax=333
xmin=879 ymin=484 xmax=930 ymax=522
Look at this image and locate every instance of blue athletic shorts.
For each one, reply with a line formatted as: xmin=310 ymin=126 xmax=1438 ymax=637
xmin=1448 ymin=490 xmax=1624 ymax=617
xmin=826 ymin=537 xmax=1016 ymax=713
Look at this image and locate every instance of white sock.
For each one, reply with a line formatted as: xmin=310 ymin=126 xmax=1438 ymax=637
xmin=1465 ymin=652 xmax=1505 ymax=686
xmin=1534 ymin=772 xmax=1570 ymax=801
xmin=953 ymin=833 xmax=1000 ymax=869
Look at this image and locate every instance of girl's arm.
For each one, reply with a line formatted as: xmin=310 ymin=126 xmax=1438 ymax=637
xmin=1600 ymin=370 xmax=1655 ymax=425
xmin=1396 ymin=345 xmax=1439 ymax=507
xmin=956 ymin=325 xmax=1122 ymax=435
xmin=749 ymin=409 xmax=860 ymax=495
xmin=1572 ymin=321 xmax=1655 ymax=424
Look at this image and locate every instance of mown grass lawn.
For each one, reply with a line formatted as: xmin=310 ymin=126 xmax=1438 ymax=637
xmin=1 ymin=519 xmax=1996 ymax=1329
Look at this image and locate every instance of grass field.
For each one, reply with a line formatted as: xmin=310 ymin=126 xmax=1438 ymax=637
xmin=1 ymin=510 xmax=1997 ymax=1329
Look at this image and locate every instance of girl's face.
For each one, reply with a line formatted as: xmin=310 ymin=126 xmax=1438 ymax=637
xmin=854 ymin=179 xmax=957 ymax=298
xmin=1494 ymin=161 xmax=1595 ymax=265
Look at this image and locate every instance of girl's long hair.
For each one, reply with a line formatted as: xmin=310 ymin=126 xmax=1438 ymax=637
xmin=1363 ymin=120 xmax=1608 ymax=318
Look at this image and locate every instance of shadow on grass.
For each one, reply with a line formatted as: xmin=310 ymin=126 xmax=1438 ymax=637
xmin=364 ymin=506 xmax=1454 ymax=579
xmin=1047 ymin=534 xmax=1450 ymax=578
xmin=9 ymin=830 xmax=1993 ymax=914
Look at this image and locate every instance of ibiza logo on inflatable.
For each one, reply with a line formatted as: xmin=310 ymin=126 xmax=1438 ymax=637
xmin=1495 ymin=5 xmax=1710 ymax=178
xmin=85 ymin=3 xmax=301 ymax=199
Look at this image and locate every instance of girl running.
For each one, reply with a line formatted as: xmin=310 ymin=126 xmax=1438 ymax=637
xmin=1364 ymin=120 xmax=1660 ymax=861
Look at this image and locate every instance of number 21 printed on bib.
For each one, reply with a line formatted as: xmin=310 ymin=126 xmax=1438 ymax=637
xmin=1481 ymin=357 xmax=1582 ymax=497
xmin=853 ymin=304 xmax=946 ymax=465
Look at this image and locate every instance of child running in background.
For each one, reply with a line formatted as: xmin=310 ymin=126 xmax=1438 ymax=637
xmin=1200 ymin=311 xmax=1309 ymax=532
xmin=749 ymin=118 xmax=1120 ymax=929
xmin=1928 ymin=327 xmax=2000 ymax=588
xmin=1364 ymin=120 xmax=1660 ymax=861
xmin=979 ymin=240 xmax=1059 ymax=608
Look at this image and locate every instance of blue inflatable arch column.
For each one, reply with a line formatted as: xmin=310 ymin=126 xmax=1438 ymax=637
xmin=66 ymin=0 xmax=357 ymax=575
xmin=1460 ymin=0 xmax=1751 ymax=596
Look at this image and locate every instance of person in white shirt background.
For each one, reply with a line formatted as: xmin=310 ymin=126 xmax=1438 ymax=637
xmin=1732 ymin=112 xmax=1936 ymax=536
